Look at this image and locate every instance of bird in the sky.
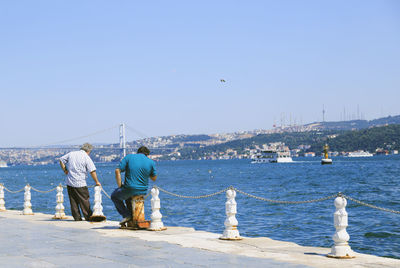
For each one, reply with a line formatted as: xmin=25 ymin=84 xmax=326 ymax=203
xmin=220 ymin=79 xmax=226 ymax=83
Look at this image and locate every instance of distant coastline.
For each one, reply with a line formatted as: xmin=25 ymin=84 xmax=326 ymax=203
xmin=0 ymin=115 xmax=399 ymax=166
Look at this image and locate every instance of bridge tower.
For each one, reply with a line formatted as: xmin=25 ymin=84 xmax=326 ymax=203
xmin=119 ymin=123 xmax=126 ymax=158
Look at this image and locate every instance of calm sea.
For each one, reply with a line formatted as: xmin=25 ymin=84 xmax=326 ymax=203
xmin=1 ymin=156 xmax=399 ymax=259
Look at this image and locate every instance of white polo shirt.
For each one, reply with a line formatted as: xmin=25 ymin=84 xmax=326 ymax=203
xmin=60 ymin=150 xmax=96 ymax=187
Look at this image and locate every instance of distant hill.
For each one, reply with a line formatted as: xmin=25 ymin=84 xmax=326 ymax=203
xmin=124 ymin=114 xmax=400 ymax=159
xmin=178 ymin=124 xmax=400 ymax=159
xmin=304 ymin=115 xmax=400 ymax=131
xmin=309 ymin=124 xmax=400 ymax=153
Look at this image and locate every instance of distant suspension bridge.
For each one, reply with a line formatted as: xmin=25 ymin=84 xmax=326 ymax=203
xmin=0 ymin=123 xmax=173 ymax=158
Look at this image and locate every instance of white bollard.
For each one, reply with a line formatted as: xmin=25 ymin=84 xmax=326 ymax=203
xmin=220 ymin=188 xmax=242 ymax=240
xmin=53 ymin=184 xmax=66 ymax=219
xmin=23 ymin=184 xmax=33 ymax=215
xmin=148 ymin=187 xmax=166 ymax=231
xmin=327 ymin=195 xmax=355 ymax=258
xmin=89 ymin=186 xmax=106 ymax=222
xmin=0 ymin=184 xmax=5 ymax=211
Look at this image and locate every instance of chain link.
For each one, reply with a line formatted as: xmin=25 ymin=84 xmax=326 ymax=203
xmin=343 ymin=194 xmax=400 ymax=214
xmin=3 ymin=186 xmax=25 ymax=194
xmin=144 ymin=191 xmax=151 ymax=200
xmin=101 ymin=187 xmax=112 ymax=199
xmin=31 ymin=186 xmax=58 ymax=193
xmin=233 ymin=187 xmax=339 ymax=204
xmin=100 ymin=187 xmax=151 ymax=200
xmin=157 ymin=186 xmax=231 ymax=199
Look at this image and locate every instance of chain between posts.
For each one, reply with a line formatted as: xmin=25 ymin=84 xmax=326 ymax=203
xmin=3 ymin=186 xmax=25 ymax=194
xmin=101 ymin=187 xmax=112 ymax=199
xmin=31 ymin=186 xmax=58 ymax=193
xmin=342 ymin=194 xmax=400 ymax=214
xmin=100 ymin=187 xmax=151 ymax=200
xmin=233 ymin=187 xmax=339 ymax=204
xmin=156 ymin=186 xmax=232 ymax=199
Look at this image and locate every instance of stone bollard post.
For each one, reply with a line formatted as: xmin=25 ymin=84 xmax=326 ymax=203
xmin=327 ymin=195 xmax=355 ymax=258
xmin=53 ymin=184 xmax=66 ymax=219
xmin=0 ymin=184 xmax=6 ymax=211
xmin=148 ymin=187 xmax=166 ymax=231
xmin=89 ymin=186 xmax=106 ymax=222
xmin=220 ymin=188 xmax=242 ymax=240
xmin=23 ymin=184 xmax=33 ymax=215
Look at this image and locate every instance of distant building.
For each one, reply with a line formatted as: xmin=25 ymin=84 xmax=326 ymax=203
xmin=304 ymin=152 xmax=316 ymax=157
xmin=100 ymin=154 xmax=118 ymax=162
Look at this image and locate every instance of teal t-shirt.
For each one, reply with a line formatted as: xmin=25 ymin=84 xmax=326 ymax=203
xmin=118 ymin=154 xmax=157 ymax=195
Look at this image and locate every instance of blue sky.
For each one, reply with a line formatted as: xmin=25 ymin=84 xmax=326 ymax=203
xmin=0 ymin=0 xmax=399 ymax=147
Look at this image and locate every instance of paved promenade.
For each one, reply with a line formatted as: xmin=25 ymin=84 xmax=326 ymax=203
xmin=0 ymin=210 xmax=398 ymax=268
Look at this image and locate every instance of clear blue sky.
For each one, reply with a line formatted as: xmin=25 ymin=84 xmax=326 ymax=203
xmin=1 ymin=0 xmax=399 ymax=147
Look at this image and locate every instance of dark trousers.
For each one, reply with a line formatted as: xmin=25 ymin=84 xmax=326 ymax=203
xmin=111 ymin=187 xmax=134 ymax=219
xmin=67 ymin=186 xmax=92 ymax=221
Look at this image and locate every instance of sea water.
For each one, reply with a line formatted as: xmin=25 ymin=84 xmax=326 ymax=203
xmin=0 ymin=156 xmax=399 ymax=259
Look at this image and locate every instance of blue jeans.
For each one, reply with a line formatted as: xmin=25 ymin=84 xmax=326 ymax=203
xmin=111 ymin=187 xmax=146 ymax=218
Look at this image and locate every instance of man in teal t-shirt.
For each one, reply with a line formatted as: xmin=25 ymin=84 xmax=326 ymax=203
xmin=111 ymin=146 xmax=157 ymax=224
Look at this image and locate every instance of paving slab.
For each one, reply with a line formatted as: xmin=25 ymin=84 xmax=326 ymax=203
xmin=0 ymin=210 xmax=399 ymax=268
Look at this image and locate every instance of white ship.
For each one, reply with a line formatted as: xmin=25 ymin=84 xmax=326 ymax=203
xmin=0 ymin=160 xmax=8 ymax=168
xmin=347 ymin=150 xmax=373 ymax=157
xmin=251 ymin=150 xmax=293 ymax=163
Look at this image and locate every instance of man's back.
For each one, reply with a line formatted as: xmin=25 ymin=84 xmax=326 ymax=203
xmin=119 ymin=154 xmax=156 ymax=191
xmin=60 ymin=150 xmax=96 ymax=187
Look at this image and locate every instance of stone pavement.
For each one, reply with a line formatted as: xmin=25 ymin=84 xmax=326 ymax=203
xmin=0 ymin=210 xmax=399 ymax=268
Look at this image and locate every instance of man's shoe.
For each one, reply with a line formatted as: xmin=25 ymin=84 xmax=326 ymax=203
xmin=119 ymin=217 xmax=132 ymax=225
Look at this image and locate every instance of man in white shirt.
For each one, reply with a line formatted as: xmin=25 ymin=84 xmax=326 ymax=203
xmin=59 ymin=143 xmax=101 ymax=221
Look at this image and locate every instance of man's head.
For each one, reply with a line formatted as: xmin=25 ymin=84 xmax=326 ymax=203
xmin=81 ymin=143 xmax=93 ymax=154
xmin=137 ymin=146 xmax=150 ymax=156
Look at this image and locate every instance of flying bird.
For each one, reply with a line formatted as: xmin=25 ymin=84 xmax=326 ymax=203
xmin=220 ymin=79 xmax=226 ymax=83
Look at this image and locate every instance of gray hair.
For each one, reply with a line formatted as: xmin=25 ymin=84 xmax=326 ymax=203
xmin=80 ymin=143 xmax=93 ymax=153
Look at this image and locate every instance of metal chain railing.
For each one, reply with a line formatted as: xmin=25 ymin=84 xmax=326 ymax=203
xmin=101 ymin=187 xmax=112 ymax=199
xmin=233 ymin=187 xmax=339 ymax=204
xmin=31 ymin=186 xmax=58 ymax=194
xmin=343 ymin=194 xmax=400 ymax=214
xmin=157 ymin=185 xmax=231 ymax=199
xmin=1 ymin=183 xmax=399 ymax=215
xmin=3 ymin=186 xmax=25 ymax=194
xmin=100 ymin=187 xmax=151 ymax=200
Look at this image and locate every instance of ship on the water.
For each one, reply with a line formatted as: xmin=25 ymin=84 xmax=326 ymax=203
xmin=251 ymin=150 xmax=293 ymax=163
xmin=0 ymin=160 xmax=8 ymax=168
xmin=251 ymin=142 xmax=293 ymax=163
xmin=347 ymin=150 xmax=373 ymax=157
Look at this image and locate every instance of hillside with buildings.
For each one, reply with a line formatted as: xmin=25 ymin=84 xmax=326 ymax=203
xmin=1 ymin=115 xmax=399 ymax=165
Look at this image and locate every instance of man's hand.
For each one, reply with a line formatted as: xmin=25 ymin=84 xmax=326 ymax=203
xmin=64 ymin=169 xmax=68 ymax=175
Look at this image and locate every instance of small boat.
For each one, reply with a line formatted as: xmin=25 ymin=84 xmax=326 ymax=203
xmin=321 ymin=144 xmax=332 ymax=165
xmin=347 ymin=150 xmax=373 ymax=157
xmin=0 ymin=160 xmax=8 ymax=168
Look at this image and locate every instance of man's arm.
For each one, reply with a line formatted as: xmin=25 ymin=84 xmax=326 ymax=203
xmin=59 ymin=160 xmax=68 ymax=175
xmin=150 ymin=175 xmax=157 ymax=182
xmin=115 ymin=168 xmax=122 ymax=187
xmin=90 ymin=171 xmax=101 ymax=186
